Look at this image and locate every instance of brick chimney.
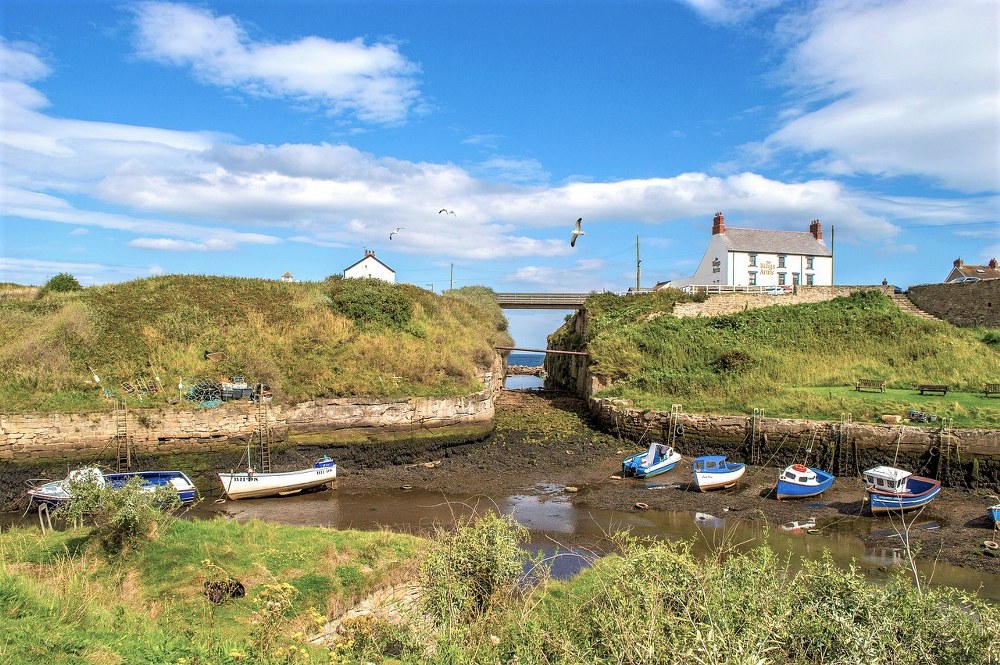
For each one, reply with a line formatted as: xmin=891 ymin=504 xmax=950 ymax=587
xmin=364 ymin=250 xmax=376 ymax=258
xmin=712 ymin=211 xmax=725 ymax=235
xmin=990 ymin=258 xmax=998 ymax=269
xmin=953 ymin=257 xmax=963 ymax=268
xmin=809 ymin=219 xmax=823 ymax=240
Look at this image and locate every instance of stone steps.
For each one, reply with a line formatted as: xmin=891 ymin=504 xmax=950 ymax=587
xmin=891 ymin=293 xmax=940 ymax=321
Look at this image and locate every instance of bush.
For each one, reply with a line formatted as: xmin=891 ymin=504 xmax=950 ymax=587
xmin=43 ymin=272 xmax=83 ymax=293
xmin=59 ymin=472 xmax=182 ymax=555
xmin=420 ymin=512 xmax=529 ymax=623
xmin=327 ymin=278 xmax=413 ymax=330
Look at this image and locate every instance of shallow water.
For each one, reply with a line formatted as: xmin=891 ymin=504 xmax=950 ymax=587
xmin=180 ymin=485 xmax=1000 ymax=601
xmin=504 ymin=375 xmax=544 ymax=390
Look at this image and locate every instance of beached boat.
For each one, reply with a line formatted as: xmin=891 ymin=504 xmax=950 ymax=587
xmin=27 ymin=467 xmax=197 ymax=507
xmin=863 ymin=466 xmax=941 ymax=514
xmin=989 ymin=502 xmax=1000 ymax=528
xmin=218 ymin=456 xmax=337 ymax=500
xmin=621 ymin=442 xmax=682 ymax=478
xmin=691 ymin=455 xmax=745 ymax=491
xmin=775 ymin=464 xmax=834 ymax=500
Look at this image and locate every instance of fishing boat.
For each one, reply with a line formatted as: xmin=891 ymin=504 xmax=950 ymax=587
xmin=989 ymin=501 xmax=1000 ymax=528
xmin=862 ymin=466 xmax=941 ymax=514
xmin=27 ymin=467 xmax=197 ymax=507
xmin=775 ymin=464 xmax=835 ymax=500
xmin=219 ymin=456 xmax=337 ymax=500
xmin=691 ymin=455 xmax=745 ymax=491
xmin=621 ymin=442 xmax=682 ymax=479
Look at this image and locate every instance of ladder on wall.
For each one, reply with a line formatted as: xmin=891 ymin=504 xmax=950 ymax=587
xmin=836 ymin=413 xmax=853 ymax=476
xmin=666 ymin=404 xmax=683 ymax=448
xmin=254 ymin=398 xmax=272 ymax=473
xmin=114 ymin=398 xmax=132 ymax=472
xmin=749 ymin=408 xmax=765 ymax=466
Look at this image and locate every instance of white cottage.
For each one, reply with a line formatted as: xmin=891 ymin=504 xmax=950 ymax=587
xmin=669 ymin=212 xmax=833 ymax=289
xmin=343 ymin=250 xmax=396 ymax=283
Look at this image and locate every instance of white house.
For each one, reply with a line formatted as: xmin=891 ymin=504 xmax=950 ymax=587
xmin=343 ymin=250 xmax=396 ymax=283
xmin=667 ymin=212 xmax=833 ymax=289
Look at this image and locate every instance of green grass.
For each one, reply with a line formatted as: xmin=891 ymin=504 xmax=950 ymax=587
xmin=2 ymin=516 xmax=997 ymax=664
xmin=549 ymin=290 xmax=1000 ymax=425
xmin=0 ymin=518 xmax=422 ymax=664
xmin=0 ymin=276 xmax=512 ymax=413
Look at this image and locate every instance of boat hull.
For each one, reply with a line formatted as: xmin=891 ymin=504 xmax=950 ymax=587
xmin=693 ymin=465 xmax=746 ymax=491
xmin=775 ymin=469 xmax=834 ymax=500
xmin=622 ymin=449 xmax=681 ymax=479
xmin=219 ymin=465 xmax=336 ymax=500
xmin=867 ymin=475 xmax=941 ymax=514
xmin=27 ymin=470 xmax=197 ymax=507
xmin=988 ymin=505 xmax=1000 ymax=526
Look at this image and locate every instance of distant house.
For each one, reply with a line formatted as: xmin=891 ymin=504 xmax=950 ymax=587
xmin=281 ymin=271 xmax=294 ymax=282
xmin=343 ymin=250 xmax=396 ymax=283
xmin=664 ymin=212 xmax=833 ymax=289
xmin=944 ymin=257 xmax=1000 ymax=283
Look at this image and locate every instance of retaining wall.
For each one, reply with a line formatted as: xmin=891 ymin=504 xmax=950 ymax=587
xmin=672 ymin=285 xmax=892 ymax=318
xmin=907 ymin=280 xmax=1000 ymax=328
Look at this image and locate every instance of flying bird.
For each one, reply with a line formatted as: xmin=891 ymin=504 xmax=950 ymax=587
xmin=439 ymin=209 xmax=456 ymax=216
xmin=389 ymin=227 xmax=404 ymax=240
xmin=570 ymin=218 xmax=585 ymax=247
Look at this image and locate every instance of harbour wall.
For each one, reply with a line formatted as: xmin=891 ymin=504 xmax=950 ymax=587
xmin=0 ymin=358 xmax=504 ymax=464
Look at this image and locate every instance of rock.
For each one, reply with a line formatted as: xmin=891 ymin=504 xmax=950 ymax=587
xmin=882 ymin=415 xmax=903 ymax=424
xmin=565 ymin=486 xmax=579 ymax=493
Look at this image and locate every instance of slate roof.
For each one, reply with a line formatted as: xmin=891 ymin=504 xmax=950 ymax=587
xmin=951 ymin=263 xmax=1000 ymax=281
xmin=720 ymin=228 xmax=832 ymax=257
xmin=344 ymin=253 xmax=395 ymax=273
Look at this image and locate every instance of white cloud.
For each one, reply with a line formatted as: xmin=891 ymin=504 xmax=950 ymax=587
xmin=469 ymin=156 xmax=550 ymax=184
xmin=765 ymin=0 xmax=1000 ymax=193
xmin=0 ymin=256 xmax=153 ymax=285
xmin=69 ymin=228 xmax=88 ymax=236
xmin=677 ymin=0 xmax=783 ymax=24
xmin=0 ymin=38 xmax=50 ymax=81
xmin=129 ymin=237 xmax=235 ymax=251
xmin=130 ymin=1 xmax=421 ymax=124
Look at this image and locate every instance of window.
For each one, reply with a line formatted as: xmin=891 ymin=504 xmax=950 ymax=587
xmin=793 ymin=272 xmax=800 ymax=285
xmin=778 ymin=255 xmax=786 ymax=268
xmin=749 ymin=253 xmax=757 ymax=267
xmin=806 ymin=273 xmax=814 ymax=286
xmin=806 ymin=256 xmax=814 ymax=270
xmin=748 ymin=272 xmax=757 ymax=286
xmin=778 ymin=272 xmax=786 ymax=285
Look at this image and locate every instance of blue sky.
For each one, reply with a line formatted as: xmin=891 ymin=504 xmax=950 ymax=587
xmin=1 ymin=0 xmax=997 ymax=347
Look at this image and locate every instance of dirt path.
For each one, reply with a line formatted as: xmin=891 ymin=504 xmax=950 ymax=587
xmin=342 ymin=390 xmax=1000 ymax=576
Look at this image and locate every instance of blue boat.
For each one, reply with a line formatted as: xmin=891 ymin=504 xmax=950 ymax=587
xmin=989 ymin=502 xmax=1000 ymax=527
xmin=775 ymin=464 xmax=834 ymax=500
xmin=863 ymin=466 xmax=941 ymax=515
xmin=691 ymin=455 xmax=745 ymax=491
xmin=622 ymin=442 xmax=681 ymax=478
xmin=27 ymin=468 xmax=197 ymax=507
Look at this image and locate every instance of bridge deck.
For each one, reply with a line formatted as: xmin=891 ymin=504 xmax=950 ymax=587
xmin=495 ymin=292 xmax=589 ymax=309
xmin=496 ymin=346 xmax=588 ymax=356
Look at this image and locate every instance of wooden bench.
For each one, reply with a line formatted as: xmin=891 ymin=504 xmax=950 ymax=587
xmin=918 ymin=384 xmax=948 ymax=396
xmin=855 ymin=378 xmax=886 ymax=393
xmin=986 ymin=383 xmax=1000 ymax=398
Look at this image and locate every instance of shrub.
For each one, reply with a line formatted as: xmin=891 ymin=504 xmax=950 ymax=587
xmin=420 ymin=512 xmax=529 ymax=623
xmin=42 ymin=272 xmax=83 ymax=293
xmin=59 ymin=473 xmax=182 ymax=555
xmin=327 ymin=278 xmax=413 ymax=330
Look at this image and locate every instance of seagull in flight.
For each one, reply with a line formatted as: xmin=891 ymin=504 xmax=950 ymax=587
xmin=389 ymin=227 xmax=404 ymax=240
xmin=570 ymin=218 xmax=585 ymax=247
xmin=439 ymin=209 xmax=456 ymax=216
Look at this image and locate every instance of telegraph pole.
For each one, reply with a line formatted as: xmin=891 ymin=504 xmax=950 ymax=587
xmin=450 ymin=263 xmax=455 ymax=291
xmin=636 ymin=236 xmax=641 ymax=290
xmin=830 ymin=225 xmax=835 ymax=284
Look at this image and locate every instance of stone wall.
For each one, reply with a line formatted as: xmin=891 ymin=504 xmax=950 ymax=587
xmin=592 ymin=398 xmax=1000 ymax=490
xmin=672 ymin=285 xmax=892 ymax=318
xmin=0 ymin=355 xmax=505 ymax=463
xmin=907 ymin=280 xmax=1000 ymax=328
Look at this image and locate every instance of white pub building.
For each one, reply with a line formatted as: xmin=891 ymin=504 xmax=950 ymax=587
xmin=670 ymin=212 xmax=833 ymax=290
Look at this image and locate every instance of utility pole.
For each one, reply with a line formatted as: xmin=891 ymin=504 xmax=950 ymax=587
xmin=636 ymin=235 xmax=641 ymax=290
xmin=830 ymin=225 xmax=835 ymax=285
xmin=450 ymin=263 xmax=454 ymax=291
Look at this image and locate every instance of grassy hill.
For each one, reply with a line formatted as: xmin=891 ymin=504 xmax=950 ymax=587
xmin=548 ymin=289 xmax=1000 ymax=425
xmin=0 ymin=276 xmax=512 ymax=413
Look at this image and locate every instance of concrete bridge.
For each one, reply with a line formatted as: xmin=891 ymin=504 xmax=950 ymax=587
xmin=495 ymin=292 xmax=590 ymax=309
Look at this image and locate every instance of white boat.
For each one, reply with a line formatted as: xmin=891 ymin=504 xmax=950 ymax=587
xmin=27 ymin=467 xmax=197 ymax=507
xmin=621 ymin=442 xmax=682 ymax=478
xmin=691 ymin=455 xmax=745 ymax=491
xmin=219 ymin=456 xmax=337 ymax=500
